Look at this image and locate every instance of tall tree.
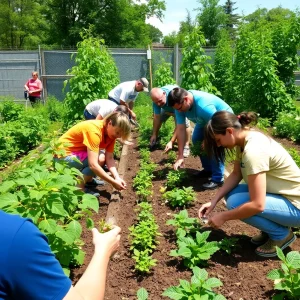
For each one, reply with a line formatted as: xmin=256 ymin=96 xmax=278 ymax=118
xmin=177 ymin=10 xmax=195 ymax=47
xmin=196 ymin=0 xmax=227 ymax=46
xmin=222 ymin=0 xmax=240 ymax=40
xmin=0 ymin=0 xmax=48 ymax=48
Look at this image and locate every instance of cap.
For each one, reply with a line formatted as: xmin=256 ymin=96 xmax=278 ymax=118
xmin=139 ymin=78 xmax=149 ymax=92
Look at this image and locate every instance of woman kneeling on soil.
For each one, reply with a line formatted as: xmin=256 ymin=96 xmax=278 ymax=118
xmin=199 ymin=111 xmax=300 ymax=257
xmin=56 ymin=111 xmax=131 ymax=195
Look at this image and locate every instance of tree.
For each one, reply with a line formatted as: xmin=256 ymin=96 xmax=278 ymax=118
xmin=222 ymin=0 xmax=240 ymax=40
xmin=0 ymin=0 xmax=48 ymax=48
xmin=196 ymin=0 xmax=227 ymax=46
xmin=177 ymin=10 xmax=196 ymax=47
xmin=162 ymin=31 xmax=178 ymax=47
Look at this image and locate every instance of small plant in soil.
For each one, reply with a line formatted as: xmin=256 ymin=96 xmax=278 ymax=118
xmin=190 ymin=141 xmax=206 ymax=157
xmin=162 ymin=186 xmax=196 ymax=207
xmin=162 ymin=266 xmax=226 ymax=299
xmin=166 ymin=169 xmax=188 ymax=190
xmin=170 ymin=231 xmax=219 ymax=269
xmin=167 ymin=151 xmax=177 ymax=163
xmin=267 ymin=247 xmax=300 ymax=299
xmin=218 ymin=237 xmax=240 ymax=254
xmin=137 ymin=287 xmax=148 ymax=300
xmin=166 ymin=209 xmax=201 ymax=237
xmin=133 ymin=249 xmax=157 ymax=273
xmin=98 ymin=219 xmax=113 ymax=233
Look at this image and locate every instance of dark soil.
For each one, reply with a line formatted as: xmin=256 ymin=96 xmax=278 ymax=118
xmin=71 ymin=132 xmax=300 ymax=300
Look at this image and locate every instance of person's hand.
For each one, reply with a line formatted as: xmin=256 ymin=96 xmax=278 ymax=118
xmin=92 ymin=226 xmax=121 ymax=256
xmin=150 ymin=135 xmax=157 ymax=147
xmin=164 ymin=141 xmax=173 ymax=153
xmin=112 ymin=177 xmax=127 ymax=190
xmin=28 ymin=90 xmax=33 ymax=94
xmin=207 ymin=213 xmax=226 ymax=229
xmin=173 ymin=157 xmax=184 ymax=170
xmin=198 ymin=201 xmax=215 ymax=219
xmin=131 ymin=112 xmax=137 ymax=120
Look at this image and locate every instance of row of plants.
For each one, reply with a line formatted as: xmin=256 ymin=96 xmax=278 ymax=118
xmin=0 ymin=96 xmax=65 ymax=168
xmin=0 ymin=137 xmax=99 ymax=274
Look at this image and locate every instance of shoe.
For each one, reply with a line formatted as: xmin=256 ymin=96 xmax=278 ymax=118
xmin=251 ymin=231 xmax=269 ymax=245
xmin=255 ymin=230 xmax=296 ymax=257
xmin=183 ymin=146 xmax=190 ymax=158
xmin=84 ymin=188 xmax=100 ymax=197
xmin=102 ymin=165 xmax=109 ymax=172
xmin=85 ymin=178 xmax=105 ymax=187
xmin=202 ymin=180 xmax=224 ymax=190
xmin=193 ymin=170 xmax=212 ymax=178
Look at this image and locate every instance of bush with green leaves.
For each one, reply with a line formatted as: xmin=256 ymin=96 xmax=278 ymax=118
xmin=162 ymin=266 xmax=226 ymax=299
xmin=0 ymin=100 xmax=25 ymax=122
xmin=288 ymin=148 xmax=300 ymax=168
xmin=162 ymin=186 xmax=196 ymax=207
xmin=170 ymin=231 xmax=219 ymax=269
xmin=63 ymin=28 xmax=119 ymax=127
xmin=166 ymin=169 xmax=188 ymax=190
xmin=44 ymin=96 xmax=66 ymax=122
xmin=166 ymin=209 xmax=201 ymax=237
xmin=153 ymin=57 xmax=176 ymax=87
xmin=180 ymin=26 xmax=219 ymax=94
xmin=273 ymin=112 xmax=300 ymax=142
xmin=267 ymin=247 xmax=300 ymax=299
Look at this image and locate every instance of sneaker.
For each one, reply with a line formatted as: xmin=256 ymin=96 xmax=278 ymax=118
xmin=202 ymin=180 xmax=224 ymax=190
xmin=183 ymin=146 xmax=190 ymax=158
xmin=255 ymin=230 xmax=296 ymax=257
xmin=193 ymin=170 xmax=212 ymax=178
xmin=84 ymin=188 xmax=100 ymax=197
xmin=251 ymin=231 xmax=269 ymax=245
xmin=85 ymin=178 xmax=105 ymax=187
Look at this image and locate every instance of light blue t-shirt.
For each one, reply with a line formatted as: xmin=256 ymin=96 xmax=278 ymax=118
xmin=0 ymin=211 xmax=72 ymax=300
xmin=153 ymin=85 xmax=178 ymax=115
xmin=175 ymin=90 xmax=233 ymax=126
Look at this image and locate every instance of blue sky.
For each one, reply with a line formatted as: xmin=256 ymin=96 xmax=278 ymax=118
xmin=146 ymin=0 xmax=300 ymax=36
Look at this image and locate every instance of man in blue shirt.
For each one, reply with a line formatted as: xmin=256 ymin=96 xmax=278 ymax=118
xmin=0 ymin=210 xmax=121 ymax=300
xmin=150 ymin=86 xmax=191 ymax=157
xmin=168 ymin=87 xmax=233 ymax=190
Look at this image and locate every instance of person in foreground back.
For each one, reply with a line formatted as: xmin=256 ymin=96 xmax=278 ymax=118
xmin=199 ymin=111 xmax=300 ymax=257
xmin=0 ymin=209 xmax=121 ymax=299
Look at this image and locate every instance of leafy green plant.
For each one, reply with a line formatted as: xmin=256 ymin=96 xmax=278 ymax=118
xmin=153 ymin=56 xmax=176 ymax=87
xmin=162 ymin=187 xmax=196 ymax=207
xmin=170 ymin=231 xmax=219 ymax=269
xmin=0 ymin=100 xmax=25 ymax=122
xmin=162 ymin=266 xmax=226 ymax=299
xmin=166 ymin=210 xmax=201 ymax=237
xmin=63 ymin=27 xmax=119 ymax=127
xmin=267 ymin=247 xmax=300 ymax=299
xmin=218 ymin=237 xmax=239 ymax=254
xmin=167 ymin=151 xmax=177 ymax=163
xmin=273 ymin=112 xmax=300 ymax=142
xmin=190 ymin=141 xmax=206 ymax=157
xmin=137 ymin=287 xmax=148 ymax=300
xmin=98 ymin=219 xmax=113 ymax=233
xmin=288 ymin=148 xmax=300 ymax=168
xmin=133 ymin=249 xmax=157 ymax=273
xmin=166 ymin=169 xmax=188 ymax=190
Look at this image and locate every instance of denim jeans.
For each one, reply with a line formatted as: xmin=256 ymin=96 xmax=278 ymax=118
xmin=225 ymin=184 xmax=300 ymax=240
xmin=83 ymin=109 xmax=95 ymax=120
xmin=192 ymin=124 xmax=224 ymax=182
xmin=54 ymin=156 xmax=94 ymax=176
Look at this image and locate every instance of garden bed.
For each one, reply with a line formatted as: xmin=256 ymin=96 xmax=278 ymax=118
xmin=71 ymin=132 xmax=300 ymax=300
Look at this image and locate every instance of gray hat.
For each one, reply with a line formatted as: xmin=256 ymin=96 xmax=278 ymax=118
xmin=139 ymin=78 xmax=149 ymax=92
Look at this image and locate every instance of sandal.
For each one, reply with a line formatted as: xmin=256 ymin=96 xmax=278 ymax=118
xmin=251 ymin=231 xmax=269 ymax=245
xmin=255 ymin=231 xmax=296 ymax=257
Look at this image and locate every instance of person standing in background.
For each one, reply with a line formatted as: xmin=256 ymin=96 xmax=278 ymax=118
xmin=24 ymin=71 xmax=43 ymax=106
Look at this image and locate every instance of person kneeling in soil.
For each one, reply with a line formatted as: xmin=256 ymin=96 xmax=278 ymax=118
xmin=198 ymin=111 xmax=300 ymax=257
xmin=55 ymin=111 xmax=131 ymax=196
xmin=0 ymin=209 xmax=121 ymax=300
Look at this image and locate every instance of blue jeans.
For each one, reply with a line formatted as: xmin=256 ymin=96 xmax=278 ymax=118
xmin=83 ymin=109 xmax=95 ymax=120
xmin=225 ymin=184 xmax=300 ymax=240
xmin=192 ymin=124 xmax=224 ymax=182
xmin=54 ymin=156 xmax=95 ymax=176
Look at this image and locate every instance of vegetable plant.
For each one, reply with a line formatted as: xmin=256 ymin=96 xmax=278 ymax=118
xmin=170 ymin=231 xmax=219 ymax=269
xmin=267 ymin=247 xmax=300 ymax=299
xmin=133 ymin=249 xmax=157 ymax=273
xmin=218 ymin=237 xmax=239 ymax=254
xmin=137 ymin=287 xmax=148 ymax=300
xmin=162 ymin=266 xmax=226 ymax=299
xmin=162 ymin=187 xmax=196 ymax=207
xmin=166 ymin=169 xmax=188 ymax=190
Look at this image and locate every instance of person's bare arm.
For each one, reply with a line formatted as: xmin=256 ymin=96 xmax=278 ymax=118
xmin=120 ymin=100 xmax=136 ymax=120
xmin=96 ymin=114 xmax=104 ymax=120
xmin=173 ymin=124 xmax=186 ymax=170
xmin=150 ymin=114 xmax=162 ymax=145
xmin=63 ymin=227 xmax=121 ymax=300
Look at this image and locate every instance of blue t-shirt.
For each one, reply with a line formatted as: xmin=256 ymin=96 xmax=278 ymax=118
xmin=0 ymin=211 xmax=72 ymax=300
xmin=175 ymin=90 xmax=233 ymax=126
xmin=153 ymin=85 xmax=178 ymax=115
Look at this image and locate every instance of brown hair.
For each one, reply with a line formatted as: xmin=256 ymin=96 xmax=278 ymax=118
xmin=204 ymin=111 xmax=258 ymax=162
xmin=167 ymin=87 xmax=188 ymax=107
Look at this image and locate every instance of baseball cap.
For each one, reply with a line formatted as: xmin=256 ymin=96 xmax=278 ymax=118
xmin=139 ymin=78 xmax=149 ymax=92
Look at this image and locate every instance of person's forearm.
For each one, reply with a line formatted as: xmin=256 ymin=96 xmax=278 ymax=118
xmin=152 ymin=115 xmax=161 ymax=137
xmin=176 ymin=126 xmax=185 ymax=157
xmin=70 ymin=250 xmax=110 ymax=300
xmin=211 ymin=171 xmax=242 ymax=205
xmin=170 ymin=130 xmax=177 ymax=143
xmin=106 ymin=157 xmax=119 ymax=179
xmin=90 ymin=163 xmax=116 ymax=185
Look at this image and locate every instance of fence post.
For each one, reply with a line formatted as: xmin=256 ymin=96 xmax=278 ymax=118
xmin=174 ymin=43 xmax=179 ymax=84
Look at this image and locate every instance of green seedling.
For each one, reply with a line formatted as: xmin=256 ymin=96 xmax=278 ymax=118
xmin=218 ymin=237 xmax=239 ymax=254
xmin=162 ymin=266 xmax=226 ymax=299
xmin=166 ymin=169 xmax=187 ymax=190
xmin=267 ymin=247 xmax=300 ymax=299
xmin=162 ymin=186 xmax=196 ymax=207
xmin=98 ymin=219 xmax=113 ymax=233
xmin=137 ymin=287 xmax=148 ymax=300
